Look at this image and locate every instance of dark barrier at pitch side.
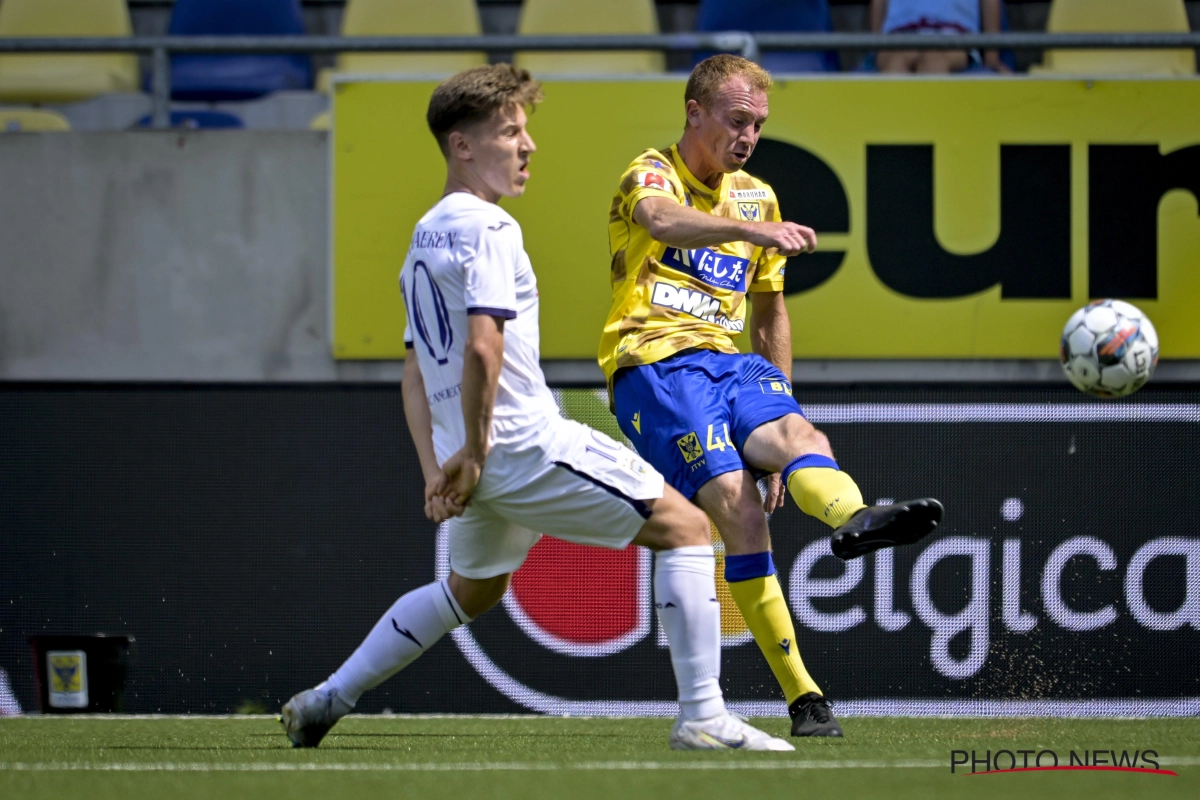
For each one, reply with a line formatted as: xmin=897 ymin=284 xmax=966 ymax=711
xmin=0 ymin=385 xmax=1197 ymax=715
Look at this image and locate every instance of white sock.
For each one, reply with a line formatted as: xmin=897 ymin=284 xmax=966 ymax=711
xmin=325 ymin=580 xmax=470 ymax=705
xmin=654 ymin=545 xmax=726 ymax=721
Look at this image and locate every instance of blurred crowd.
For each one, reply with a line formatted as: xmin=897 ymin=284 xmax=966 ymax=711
xmin=0 ymin=0 xmax=1195 ymax=131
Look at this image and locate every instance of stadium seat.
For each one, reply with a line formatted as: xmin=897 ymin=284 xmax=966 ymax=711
xmin=320 ymin=0 xmax=487 ymax=89
xmin=168 ymin=0 xmax=314 ymax=102
xmin=695 ymin=0 xmax=838 ymax=73
xmin=0 ymin=107 xmax=71 ymax=132
xmin=135 ymin=110 xmax=246 ymax=130
xmin=0 ymin=0 xmax=139 ymax=104
xmin=515 ymin=0 xmax=665 ymax=75
xmin=1037 ymin=0 xmax=1195 ymax=76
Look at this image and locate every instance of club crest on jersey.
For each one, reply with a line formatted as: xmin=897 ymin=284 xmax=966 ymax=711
xmin=737 ymin=202 xmax=761 ymax=221
xmin=637 ymin=172 xmax=671 ymax=192
xmin=659 ymin=247 xmax=749 ymax=292
xmin=677 ymin=432 xmax=704 ymax=463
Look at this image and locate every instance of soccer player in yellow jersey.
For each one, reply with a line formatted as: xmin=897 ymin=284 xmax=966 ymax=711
xmin=599 ymin=55 xmax=944 ymax=737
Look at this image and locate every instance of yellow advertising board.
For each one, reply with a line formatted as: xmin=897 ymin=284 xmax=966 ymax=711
xmin=332 ymin=78 xmax=1200 ymax=359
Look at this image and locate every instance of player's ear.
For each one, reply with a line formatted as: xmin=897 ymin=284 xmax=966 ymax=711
xmin=684 ymin=99 xmax=704 ymax=129
xmin=447 ymin=129 xmax=472 ymax=162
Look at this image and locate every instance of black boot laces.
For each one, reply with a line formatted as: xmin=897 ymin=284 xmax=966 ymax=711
xmin=805 ymin=695 xmax=834 ymax=723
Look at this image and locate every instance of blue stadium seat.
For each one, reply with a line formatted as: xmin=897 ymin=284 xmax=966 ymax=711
xmin=695 ymin=0 xmax=838 ymax=73
xmin=136 ymin=110 xmax=246 ymax=129
xmin=167 ymin=0 xmax=313 ymax=102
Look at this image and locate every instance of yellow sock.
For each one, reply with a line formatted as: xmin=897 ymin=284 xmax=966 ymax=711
xmin=784 ymin=454 xmax=866 ymax=529
xmin=726 ymin=574 xmax=822 ymax=704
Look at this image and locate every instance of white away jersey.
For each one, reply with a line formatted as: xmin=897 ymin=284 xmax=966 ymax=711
xmin=400 ymin=192 xmax=560 ymax=466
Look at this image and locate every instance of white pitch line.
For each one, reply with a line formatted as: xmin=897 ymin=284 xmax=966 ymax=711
xmin=1 ymin=714 xmax=549 ymax=721
xmin=0 ymin=760 xmax=943 ymax=772
xmin=2 ymin=757 xmax=1195 ymax=773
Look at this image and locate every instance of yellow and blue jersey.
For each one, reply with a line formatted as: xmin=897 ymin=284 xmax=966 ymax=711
xmin=597 ymin=143 xmax=786 ymax=385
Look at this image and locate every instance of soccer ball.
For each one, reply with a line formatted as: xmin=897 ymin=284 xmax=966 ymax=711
xmin=1060 ymin=299 xmax=1158 ymax=398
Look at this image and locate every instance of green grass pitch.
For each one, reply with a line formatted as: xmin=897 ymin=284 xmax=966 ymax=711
xmin=1 ymin=716 xmax=1197 ymax=800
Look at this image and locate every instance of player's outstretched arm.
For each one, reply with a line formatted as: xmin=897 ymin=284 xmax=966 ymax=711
xmin=634 ymin=196 xmax=817 ymax=255
xmin=402 ymin=351 xmax=460 ymax=523
xmin=440 ymin=313 xmax=506 ymax=509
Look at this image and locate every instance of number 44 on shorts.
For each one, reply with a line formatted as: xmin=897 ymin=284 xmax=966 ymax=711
xmin=676 ymin=423 xmax=735 ymax=464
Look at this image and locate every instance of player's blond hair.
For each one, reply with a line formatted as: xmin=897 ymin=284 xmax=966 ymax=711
xmin=426 ymin=64 xmax=544 ymax=155
xmin=684 ymin=54 xmax=772 ymax=111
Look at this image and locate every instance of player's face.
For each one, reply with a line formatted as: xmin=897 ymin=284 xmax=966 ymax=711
xmin=693 ymin=78 xmax=769 ymax=174
xmin=468 ymin=102 xmax=537 ymax=199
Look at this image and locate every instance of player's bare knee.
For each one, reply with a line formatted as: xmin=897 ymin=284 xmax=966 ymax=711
xmin=448 ymin=572 xmax=510 ymax=618
xmin=635 ymin=489 xmax=709 ymax=551
xmin=788 ymin=417 xmax=832 ymax=458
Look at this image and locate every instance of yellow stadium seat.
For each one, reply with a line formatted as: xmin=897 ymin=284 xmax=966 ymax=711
xmin=0 ymin=0 xmax=139 ymax=103
xmin=318 ymin=0 xmax=487 ymax=90
xmin=515 ymin=0 xmax=665 ymax=75
xmin=0 ymin=107 xmax=71 ymax=131
xmin=1037 ymin=0 xmax=1195 ymax=76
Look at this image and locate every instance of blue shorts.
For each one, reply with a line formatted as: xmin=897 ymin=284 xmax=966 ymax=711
xmin=611 ymin=349 xmax=804 ymax=499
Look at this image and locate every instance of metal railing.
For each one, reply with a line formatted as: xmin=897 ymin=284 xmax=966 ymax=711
xmin=1 ymin=32 xmax=1197 ymax=129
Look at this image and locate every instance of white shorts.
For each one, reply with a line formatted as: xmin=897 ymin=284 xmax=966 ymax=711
xmin=449 ymin=419 xmax=665 ymax=579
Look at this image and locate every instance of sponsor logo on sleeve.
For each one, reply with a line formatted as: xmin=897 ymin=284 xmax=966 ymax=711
xmin=760 ymin=379 xmax=793 ymax=396
xmin=637 ymin=172 xmax=672 ymax=192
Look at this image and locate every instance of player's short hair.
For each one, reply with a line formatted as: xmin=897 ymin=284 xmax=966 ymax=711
xmin=685 ymin=54 xmax=772 ymax=111
xmin=427 ymin=64 xmax=544 ymax=155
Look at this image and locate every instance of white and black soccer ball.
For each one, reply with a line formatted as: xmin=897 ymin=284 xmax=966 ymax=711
xmin=1060 ymin=299 xmax=1158 ymax=398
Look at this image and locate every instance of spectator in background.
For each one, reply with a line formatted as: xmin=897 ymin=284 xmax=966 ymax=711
xmin=870 ymin=0 xmax=1010 ymax=73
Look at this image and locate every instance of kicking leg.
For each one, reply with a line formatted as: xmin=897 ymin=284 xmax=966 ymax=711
xmin=743 ymin=413 xmax=942 ymax=560
xmin=280 ymin=573 xmax=507 ymax=748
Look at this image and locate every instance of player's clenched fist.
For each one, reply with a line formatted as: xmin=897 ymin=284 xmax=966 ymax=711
xmin=423 ymin=472 xmax=462 ymax=523
xmin=435 ymin=448 xmax=485 ymax=516
xmin=745 ymin=221 xmax=817 ymax=257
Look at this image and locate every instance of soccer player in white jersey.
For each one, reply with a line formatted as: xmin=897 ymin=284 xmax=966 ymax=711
xmin=280 ymin=65 xmax=791 ymax=752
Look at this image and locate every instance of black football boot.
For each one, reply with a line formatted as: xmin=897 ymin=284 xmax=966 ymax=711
xmin=789 ymin=693 xmax=844 ymax=737
xmin=830 ymin=498 xmax=944 ymax=561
